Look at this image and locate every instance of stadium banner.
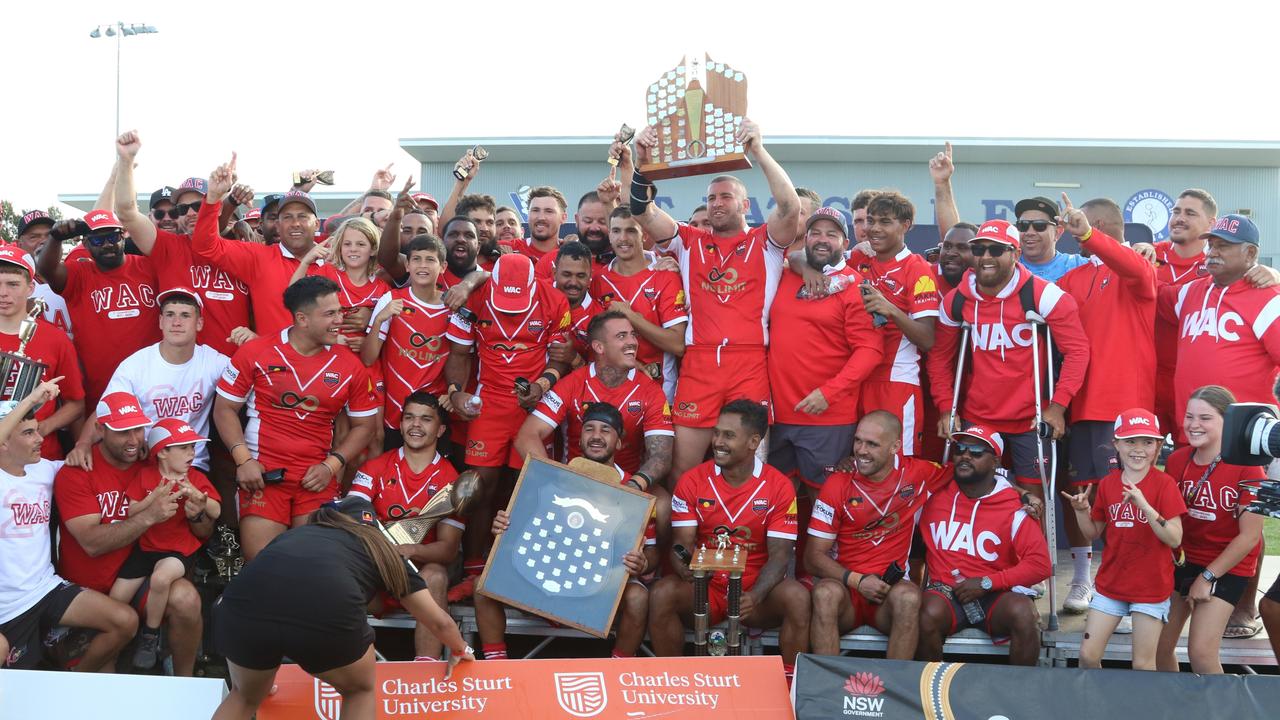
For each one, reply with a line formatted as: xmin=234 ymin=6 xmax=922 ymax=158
xmin=0 ymin=668 xmax=225 ymax=717
xmin=793 ymin=654 xmax=1280 ymax=720
xmin=258 ymin=655 xmax=792 ymax=720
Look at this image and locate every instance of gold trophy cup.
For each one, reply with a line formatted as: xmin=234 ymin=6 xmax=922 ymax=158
xmin=382 ymin=470 xmax=481 ymax=545
xmin=0 ymin=300 xmax=50 ymax=404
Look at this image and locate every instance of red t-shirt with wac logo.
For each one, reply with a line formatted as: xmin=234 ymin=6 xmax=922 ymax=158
xmin=54 ymin=446 xmax=140 ymax=593
xmin=1090 ymin=467 xmax=1187 ymax=603
xmin=149 ymin=228 xmax=250 ymax=358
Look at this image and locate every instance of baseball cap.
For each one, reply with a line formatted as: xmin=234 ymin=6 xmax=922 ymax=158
xmin=95 ymin=392 xmax=152 ymax=431
xmin=0 ymin=246 xmax=36 ymax=277
xmin=147 ymin=417 xmax=210 ymax=453
xmin=260 ymin=193 xmax=285 ymax=212
xmin=1200 ymin=214 xmax=1260 ymax=246
xmin=174 ymin=177 xmax=208 ymax=200
xmin=971 ymin=219 xmax=1021 ymax=249
xmin=150 ymin=186 xmax=176 ymax=208
xmin=805 ymin=207 xmax=848 ymax=238
xmin=412 ymin=192 xmax=439 ymax=210
xmin=244 ymin=208 xmax=261 ymax=222
xmin=156 ymin=286 xmax=204 ymax=310
xmin=1014 ymin=196 xmax=1059 ymax=220
xmin=278 ymin=190 xmax=317 ymax=215
xmin=489 ymin=253 xmax=536 ymax=314
xmin=582 ymin=402 xmax=625 ymax=437
xmin=84 ymin=209 xmax=124 ymax=233
xmin=323 ymin=495 xmax=380 ymax=526
xmin=1113 ymin=408 xmax=1163 ymax=440
xmin=17 ymin=210 xmax=54 ymax=237
xmin=950 ymin=424 xmax=1004 ymax=458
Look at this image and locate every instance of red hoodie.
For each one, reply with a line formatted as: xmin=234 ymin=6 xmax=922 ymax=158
xmin=928 ymin=267 xmax=1091 ymax=434
xmin=920 ymin=476 xmax=1051 ymax=591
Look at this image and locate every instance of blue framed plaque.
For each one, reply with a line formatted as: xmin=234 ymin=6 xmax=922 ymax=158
xmin=478 ymin=457 xmax=655 ymax=638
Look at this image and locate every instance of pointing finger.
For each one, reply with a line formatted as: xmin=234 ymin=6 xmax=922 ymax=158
xmin=229 ymin=152 xmax=238 ymax=172
xmin=944 ymin=141 xmax=953 ymax=158
xmin=1060 ymin=192 xmax=1074 ymax=212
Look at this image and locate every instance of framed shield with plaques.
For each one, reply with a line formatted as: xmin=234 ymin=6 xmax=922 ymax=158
xmin=477 ymin=457 xmax=655 ymax=638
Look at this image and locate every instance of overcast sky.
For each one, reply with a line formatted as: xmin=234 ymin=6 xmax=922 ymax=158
xmin=5 ymin=0 xmax=1279 ymax=215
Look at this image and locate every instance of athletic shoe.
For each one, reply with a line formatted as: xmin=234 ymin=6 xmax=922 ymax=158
xmin=133 ymin=628 xmax=162 ymax=668
xmin=447 ymin=575 xmax=477 ymax=603
xmin=1114 ymin=615 xmax=1133 ymax=634
xmin=1062 ymin=583 xmax=1092 ymax=614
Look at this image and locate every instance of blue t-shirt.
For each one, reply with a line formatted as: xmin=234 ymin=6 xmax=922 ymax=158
xmin=1021 ymin=252 xmax=1089 ymax=282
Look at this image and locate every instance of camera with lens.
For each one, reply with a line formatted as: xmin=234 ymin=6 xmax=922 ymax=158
xmin=1223 ymin=402 xmax=1280 ymax=518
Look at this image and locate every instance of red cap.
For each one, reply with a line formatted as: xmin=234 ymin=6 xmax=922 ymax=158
xmin=156 ymin=287 xmax=204 ymax=310
xmin=1113 ymin=408 xmax=1163 ymax=439
xmin=84 ymin=209 xmax=124 ymax=233
xmin=489 ymin=253 xmax=536 ymax=314
xmin=243 ymin=208 xmax=261 ymax=222
xmin=971 ymin=219 xmax=1020 ymax=249
xmin=95 ymin=392 xmax=152 ymax=431
xmin=950 ymin=424 xmax=1004 ymax=458
xmin=411 ymin=192 xmax=439 ymax=210
xmin=147 ymin=417 xmax=210 ymax=453
xmin=0 ymin=246 xmax=36 ymax=277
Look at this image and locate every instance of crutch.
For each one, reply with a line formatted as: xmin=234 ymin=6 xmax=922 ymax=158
xmin=1027 ymin=310 xmax=1060 ymax=632
xmin=941 ymin=322 xmax=972 ymax=464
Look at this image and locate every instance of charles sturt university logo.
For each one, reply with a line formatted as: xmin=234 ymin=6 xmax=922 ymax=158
xmin=554 ymin=671 xmax=608 ymax=717
xmin=314 ymin=679 xmax=342 ymax=720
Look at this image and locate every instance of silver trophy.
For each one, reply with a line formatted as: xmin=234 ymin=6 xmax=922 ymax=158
xmin=0 ymin=300 xmax=49 ymax=404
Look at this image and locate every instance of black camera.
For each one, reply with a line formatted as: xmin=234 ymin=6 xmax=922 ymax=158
xmin=1222 ymin=402 xmax=1280 ymax=466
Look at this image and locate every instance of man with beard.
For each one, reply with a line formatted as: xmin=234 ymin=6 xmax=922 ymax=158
xmin=688 ymin=205 xmax=711 ymax=232
xmin=935 ymin=223 xmax=976 ymax=294
xmin=113 ymin=132 xmax=251 ymax=357
xmin=486 ymin=402 xmax=657 ymax=659
xmin=552 ymin=241 xmax=600 ymax=359
xmin=495 ymin=206 xmax=523 ymax=248
xmin=1013 ymin=196 xmax=1089 ymax=282
xmin=536 ymin=191 xmax=612 ymax=280
xmin=650 ymin=400 xmax=808 ymax=681
xmin=359 ymin=190 xmax=395 ymax=230
xmin=411 ymin=192 xmax=440 ymax=227
xmin=257 ymin=193 xmax=284 ymax=245
xmin=377 ymin=181 xmax=444 ymax=289
xmin=916 ymin=425 xmax=1050 ymax=665
xmin=516 ymin=186 xmax=568 ymax=264
xmin=39 ymin=210 xmax=161 ymax=408
xmin=455 ymin=194 xmax=502 ymax=270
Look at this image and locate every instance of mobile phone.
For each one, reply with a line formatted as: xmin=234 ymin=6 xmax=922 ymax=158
xmin=455 ymin=307 xmax=478 ymax=324
xmin=515 ymin=377 xmax=532 ymax=395
xmin=882 ymin=561 xmax=905 ymax=586
xmin=263 ymin=468 xmax=286 ymax=484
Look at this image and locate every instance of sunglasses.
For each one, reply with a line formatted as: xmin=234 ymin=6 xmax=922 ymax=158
xmin=952 ymin=441 xmax=992 ymax=458
xmin=1016 ymin=219 xmax=1054 ymax=232
xmin=87 ymin=231 xmax=123 ymax=247
xmin=970 ymin=244 xmax=1012 ymax=258
xmin=176 ymin=202 xmax=201 ymax=216
xmin=152 ymin=207 xmax=180 ymax=220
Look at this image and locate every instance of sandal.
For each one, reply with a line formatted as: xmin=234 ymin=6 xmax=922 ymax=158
xmin=1222 ymin=616 xmax=1263 ymax=639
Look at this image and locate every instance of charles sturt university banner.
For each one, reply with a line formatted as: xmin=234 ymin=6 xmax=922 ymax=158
xmin=259 ymin=655 xmax=793 ymax=719
xmin=793 ymin=654 xmax=1280 ymax=720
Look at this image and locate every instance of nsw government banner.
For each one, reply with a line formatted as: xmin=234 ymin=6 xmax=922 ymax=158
xmin=259 ymin=655 xmax=793 ymax=719
xmin=793 ymin=654 xmax=1280 ymax=720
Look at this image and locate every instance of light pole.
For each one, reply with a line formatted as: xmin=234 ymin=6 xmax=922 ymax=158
xmin=89 ymin=22 xmax=159 ymax=138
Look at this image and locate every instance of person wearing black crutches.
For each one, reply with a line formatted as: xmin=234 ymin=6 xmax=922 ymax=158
xmin=928 ymin=219 xmax=1091 ymax=629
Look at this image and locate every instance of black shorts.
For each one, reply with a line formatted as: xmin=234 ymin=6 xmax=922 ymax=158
xmin=213 ymin=596 xmax=373 ymax=675
xmin=1067 ymin=420 xmax=1116 ymax=485
xmin=0 ymin=581 xmax=84 ymax=669
xmin=925 ymin=582 xmax=1011 ymax=636
xmin=116 ymin=547 xmax=196 ymax=581
xmin=1175 ymin=563 xmax=1249 ymax=606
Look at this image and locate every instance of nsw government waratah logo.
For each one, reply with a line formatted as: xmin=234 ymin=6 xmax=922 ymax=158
xmin=843 ymin=672 xmax=886 ymax=717
xmin=1124 ymin=189 xmax=1176 ymax=241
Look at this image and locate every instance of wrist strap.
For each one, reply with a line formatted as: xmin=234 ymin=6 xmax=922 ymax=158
xmin=843 ymin=570 xmax=853 ymax=587
xmin=328 ymin=451 xmax=347 ymax=468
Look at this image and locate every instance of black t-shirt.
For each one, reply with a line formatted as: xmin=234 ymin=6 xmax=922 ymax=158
xmin=218 ymin=524 xmax=426 ymax=632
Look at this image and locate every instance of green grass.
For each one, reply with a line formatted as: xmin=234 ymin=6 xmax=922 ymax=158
xmin=1266 ymin=517 xmax=1280 ymax=556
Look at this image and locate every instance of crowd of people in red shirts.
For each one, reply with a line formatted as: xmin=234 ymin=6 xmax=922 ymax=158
xmin=2 ymin=124 xmax=1279 ymax=689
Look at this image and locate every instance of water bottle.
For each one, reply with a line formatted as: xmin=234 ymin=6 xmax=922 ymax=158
xmin=951 ymin=569 xmax=985 ymax=625
xmin=708 ymin=630 xmax=727 ymax=656
xmin=464 ymin=395 xmax=483 ymax=415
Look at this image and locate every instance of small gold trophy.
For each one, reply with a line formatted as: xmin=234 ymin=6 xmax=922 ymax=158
xmin=690 ymin=531 xmax=748 ymax=656
xmin=0 ymin=300 xmax=49 ymax=403
xmin=638 ymin=54 xmax=752 ymax=180
xmin=382 ymin=471 xmax=481 ymax=545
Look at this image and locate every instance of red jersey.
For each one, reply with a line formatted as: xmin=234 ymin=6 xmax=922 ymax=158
xmin=0 ymin=320 xmax=85 ymax=459
xmin=127 ymin=466 xmax=220 ymax=555
xmin=920 ymin=476 xmax=1051 ymax=592
xmin=809 ymin=457 xmax=951 ymax=574
xmin=853 ymin=247 xmax=941 ymax=384
xmin=216 ymin=328 xmax=380 ymax=482
xmin=1090 ymin=468 xmax=1187 ymax=603
xmin=191 ymin=200 xmax=304 ymax=334
xmin=536 ymin=251 xmax=607 ymax=283
xmin=567 ymin=294 xmax=602 ymax=359
xmin=445 ymin=280 xmax=571 ymax=404
xmin=349 ymin=449 xmax=463 ymax=544
xmin=768 ymin=262 xmax=884 ymax=425
xmin=149 ymin=227 xmax=251 ymax=357
xmin=1164 ymin=447 xmax=1263 ymax=577
xmin=670 ymin=458 xmax=798 ymax=590
xmin=368 ymin=289 xmax=452 ymax=429
xmin=1056 ymin=230 xmax=1157 ymax=421
xmin=60 ymin=255 xmax=161 ymax=405
xmin=531 ymin=363 xmax=674 ymax=474
xmin=438 ymin=267 xmax=472 ymax=292
xmin=929 ymin=268 xmax=1091 ymax=434
xmin=53 ymin=447 xmax=139 ymax=593
xmin=1170 ymin=277 xmax=1280 ymax=441
xmin=662 ymin=223 xmax=786 ymax=348
xmin=514 ymin=239 xmax=556 ymax=265
xmin=592 ymin=261 xmax=688 ymax=368
xmin=310 ymin=264 xmax=390 ymax=339
xmin=1154 ymin=240 xmax=1207 ymax=289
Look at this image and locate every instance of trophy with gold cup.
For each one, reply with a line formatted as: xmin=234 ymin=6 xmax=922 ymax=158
xmin=0 ymin=299 xmax=50 ymax=406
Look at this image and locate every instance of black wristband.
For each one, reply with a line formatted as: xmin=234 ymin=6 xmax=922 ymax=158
xmin=632 ymin=471 xmax=653 ymax=491
xmin=539 ymin=371 xmax=559 ymax=388
xmin=629 ymin=171 xmax=655 ymax=215
xmin=843 ymin=570 xmax=853 ymax=587
xmin=328 ymin=451 xmax=347 ymax=468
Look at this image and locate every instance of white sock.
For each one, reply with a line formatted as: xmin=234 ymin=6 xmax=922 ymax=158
xmin=1070 ymin=547 xmax=1093 ymax=585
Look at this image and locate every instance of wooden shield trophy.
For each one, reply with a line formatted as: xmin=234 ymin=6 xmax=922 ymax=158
xmin=638 ymin=54 xmax=751 ymax=180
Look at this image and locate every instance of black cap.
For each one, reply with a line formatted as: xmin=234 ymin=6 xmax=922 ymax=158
xmin=150 ymin=186 xmax=176 ymax=208
xmin=1014 ymin=196 xmax=1059 ymax=220
xmin=322 ymin=496 xmax=379 ymax=526
xmin=17 ymin=210 xmax=54 ymax=237
xmin=260 ymin=193 xmax=285 ymax=212
xmin=582 ymin=402 xmax=625 ymax=437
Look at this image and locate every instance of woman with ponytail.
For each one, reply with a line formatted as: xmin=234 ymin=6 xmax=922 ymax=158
xmin=211 ymin=497 xmax=473 ymax=720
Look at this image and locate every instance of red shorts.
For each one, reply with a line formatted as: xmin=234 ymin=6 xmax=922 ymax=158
xmin=464 ymin=395 xmax=524 ymax=468
xmin=858 ymin=381 xmax=924 ymax=456
xmin=674 ymin=346 xmax=770 ymax=429
xmin=846 ymin=586 xmax=881 ymax=628
xmin=702 ymin=575 xmax=757 ymax=625
xmin=238 ymin=479 xmax=337 ymax=525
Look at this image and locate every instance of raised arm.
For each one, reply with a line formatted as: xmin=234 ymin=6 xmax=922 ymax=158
xmin=739 ymin=120 xmax=800 ymax=247
xmin=629 ymin=126 xmax=680 ymax=243
xmin=930 ymin=142 xmax=960 ymax=241
xmin=112 ymin=130 xmax=159 ymax=254
xmin=437 ymin=151 xmax=479 ymax=227
xmin=377 ymin=177 xmax=416 ymax=283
